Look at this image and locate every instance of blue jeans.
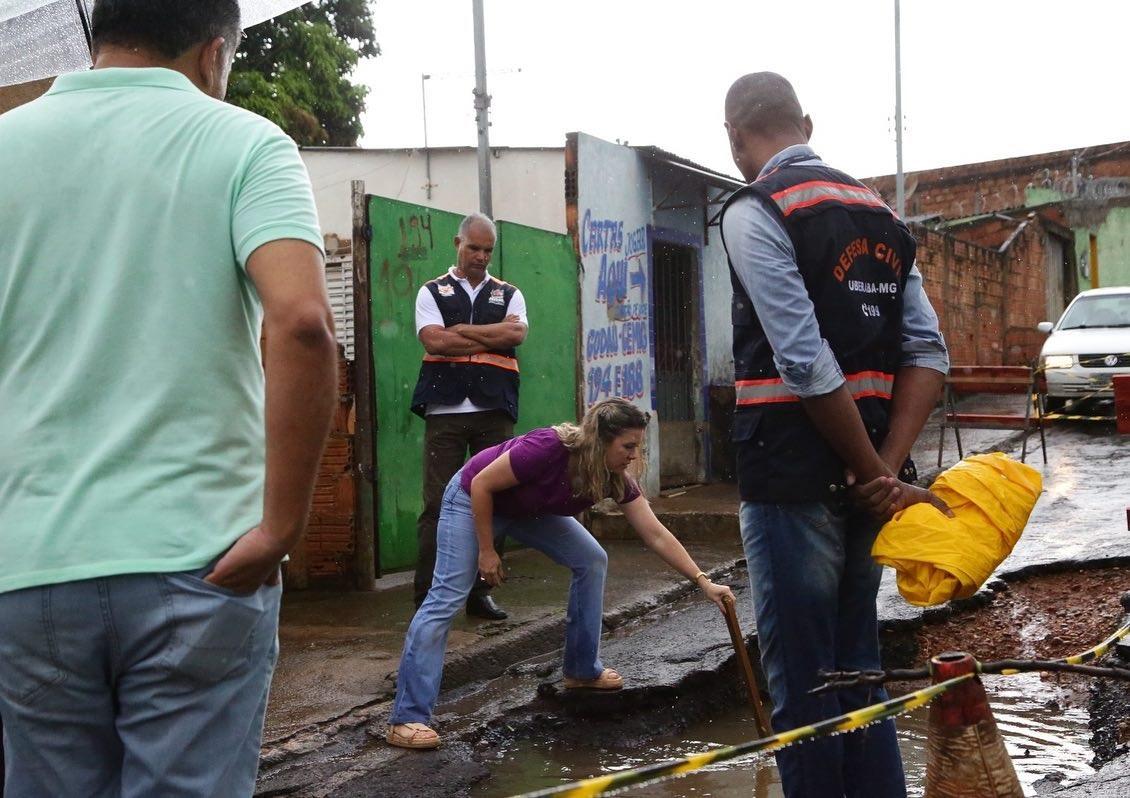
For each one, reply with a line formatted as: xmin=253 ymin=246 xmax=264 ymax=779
xmin=391 ymin=471 xmax=609 ymax=725
xmin=741 ymin=501 xmax=905 ymax=798
xmin=0 ymin=566 xmax=281 ymax=798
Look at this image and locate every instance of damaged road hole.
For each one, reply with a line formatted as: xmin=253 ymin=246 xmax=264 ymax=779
xmin=468 ymin=567 xmax=1130 ymax=796
xmin=256 ymin=566 xmax=1130 ymax=797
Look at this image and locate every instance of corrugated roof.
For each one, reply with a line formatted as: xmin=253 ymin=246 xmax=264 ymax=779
xmin=300 ymin=145 xmax=564 ymax=155
xmin=633 ymin=145 xmax=745 ymax=190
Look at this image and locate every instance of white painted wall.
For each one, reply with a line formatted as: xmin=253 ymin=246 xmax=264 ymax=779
xmin=301 ymin=147 xmax=567 ymax=242
xmin=702 ymin=227 xmax=735 ymax=387
xmin=574 ymin=133 xmax=660 ymax=495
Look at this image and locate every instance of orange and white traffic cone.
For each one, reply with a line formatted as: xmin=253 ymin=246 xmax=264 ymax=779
xmin=925 ymin=652 xmax=1023 ymax=798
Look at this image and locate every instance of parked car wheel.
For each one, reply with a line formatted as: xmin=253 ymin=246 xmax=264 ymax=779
xmin=1044 ymin=396 xmax=1068 ymax=413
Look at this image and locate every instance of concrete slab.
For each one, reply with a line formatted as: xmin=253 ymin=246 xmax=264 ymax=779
xmin=1045 ymin=754 xmax=1130 ymax=797
xmin=588 ymin=482 xmax=739 ymax=541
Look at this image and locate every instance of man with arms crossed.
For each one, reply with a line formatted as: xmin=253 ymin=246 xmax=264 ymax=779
xmin=410 ymin=213 xmax=528 ymax=620
xmin=0 ymin=2 xmax=337 ymax=795
xmin=719 ymin=72 xmax=950 ymax=797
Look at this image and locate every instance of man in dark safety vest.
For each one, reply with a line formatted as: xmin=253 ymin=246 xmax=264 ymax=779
xmin=410 ymin=212 xmax=528 ymax=619
xmin=719 ymin=73 xmax=951 ymax=797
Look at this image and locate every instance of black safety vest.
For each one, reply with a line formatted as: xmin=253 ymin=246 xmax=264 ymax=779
xmin=719 ymin=157 xmax=916 ymax=503
xmin=410 ymin=273 xmax=521 ymax=421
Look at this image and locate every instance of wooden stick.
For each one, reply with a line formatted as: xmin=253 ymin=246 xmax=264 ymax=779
xmin=722 ymin=594 xmax=772 ymax=738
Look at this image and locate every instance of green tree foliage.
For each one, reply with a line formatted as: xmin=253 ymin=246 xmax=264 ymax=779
xmin=227 ymin=0 xmax=379 ymax=146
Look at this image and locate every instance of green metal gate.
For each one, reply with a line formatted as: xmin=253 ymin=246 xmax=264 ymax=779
xmin=368 ymin=196 xmax=578 ymax=572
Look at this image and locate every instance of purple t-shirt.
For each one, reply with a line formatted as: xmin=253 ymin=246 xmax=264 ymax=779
xmin=460 ymin=427 xmax=641 ymax=518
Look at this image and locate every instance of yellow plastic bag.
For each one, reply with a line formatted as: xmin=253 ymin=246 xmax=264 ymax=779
xmin=871 ymin=453 xmax=1042 ymax=607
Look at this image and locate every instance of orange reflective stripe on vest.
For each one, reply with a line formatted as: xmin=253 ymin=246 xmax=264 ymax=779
xmin=771 ymin=180 xmax=889 ymax=217
xmin=734 ymin=376 xmax=797 ymax=406
xmin=736 ymin=370 xmax=893 ymax=406
xmin=421 ymin=352 xmax=520 ymax=372
xmin=845 ymin=370 xmax=895 ymax=400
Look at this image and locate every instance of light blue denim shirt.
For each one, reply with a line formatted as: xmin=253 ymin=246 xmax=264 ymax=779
xmin=722 ymin=144 xmax=949 ymax=398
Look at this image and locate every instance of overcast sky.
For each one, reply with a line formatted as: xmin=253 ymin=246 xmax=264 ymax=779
xmin=355 ymin=0 xmax=1128 ymax=180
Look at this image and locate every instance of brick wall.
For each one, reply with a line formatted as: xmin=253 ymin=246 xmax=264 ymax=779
xmin=0 ymin=77 xmax=53 ymax=115
xmin=285 ymin=349 xmax=357 ymax=588
xmin=867 ymin=142 xmax=1130 ymax=219
xmin=912 ymin=222 xmax=1047 ymax=367
xmin=999 ymin=222 xmax=1050 ymax=364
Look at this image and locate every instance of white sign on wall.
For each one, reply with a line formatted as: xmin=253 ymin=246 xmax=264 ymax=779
xmin=579 ymin=210 xmax=651 ymax=407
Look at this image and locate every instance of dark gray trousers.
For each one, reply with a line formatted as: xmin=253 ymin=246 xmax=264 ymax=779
xmin=414 ymin=410 xmax=513 ymax=606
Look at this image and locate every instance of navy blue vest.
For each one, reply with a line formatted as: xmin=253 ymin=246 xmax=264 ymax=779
xmin=410 ymin=273 xmax=521 ymax=421
xmin=719 ymin=158 xmax=916 ymax=503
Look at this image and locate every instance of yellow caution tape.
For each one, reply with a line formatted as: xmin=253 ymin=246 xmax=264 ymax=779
xmin=1041 ymin=383 xmax=1118 ymax=422
xmin=986 ymin=360 xmax=1130 ymax=422
xmin=510 ymin=622 xmax=1130 ymax=796
xmin=997 ymin=622 xmax=1130 ymax=675
xmin=509 ymin=673 xmax=975 ymax=798
xmin=1043 ymin=411 xmax=1118 ymax=422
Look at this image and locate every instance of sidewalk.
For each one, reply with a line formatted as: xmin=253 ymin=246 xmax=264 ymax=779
xmin=265 ymin=538 xmax=741 ymax=742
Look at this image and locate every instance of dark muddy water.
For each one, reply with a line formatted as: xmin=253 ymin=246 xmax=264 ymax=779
xmin=475 ymin=672 xmax=1093 ymax=797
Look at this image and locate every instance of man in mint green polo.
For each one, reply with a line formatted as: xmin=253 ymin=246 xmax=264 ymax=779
xmin=0 ymin=1 xmax=339 ymax=795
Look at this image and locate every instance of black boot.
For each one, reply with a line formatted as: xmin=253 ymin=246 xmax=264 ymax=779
xmin=466 ymin=593 xmax=508 ymax=620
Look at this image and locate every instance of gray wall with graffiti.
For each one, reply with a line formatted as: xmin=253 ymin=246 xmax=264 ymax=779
xmin=575 ymin=133 xmax=659 ymax=492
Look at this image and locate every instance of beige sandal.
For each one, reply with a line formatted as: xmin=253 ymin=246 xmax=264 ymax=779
xmin=386 ymin=722 xmax=441 ymax=749
xmin=563 ymin=667 xmax=624 ymax=691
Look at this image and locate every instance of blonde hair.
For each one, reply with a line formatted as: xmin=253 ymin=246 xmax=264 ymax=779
xmin=553 ymin=398 xmax=649 ymax=503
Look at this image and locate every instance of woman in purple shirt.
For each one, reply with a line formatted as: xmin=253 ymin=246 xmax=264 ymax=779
xmin=387 ymin=398 xmax=734 ymax=749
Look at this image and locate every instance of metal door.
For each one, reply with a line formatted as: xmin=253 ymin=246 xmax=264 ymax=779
xmin=652 ymin=239 xmax=703 ymax=487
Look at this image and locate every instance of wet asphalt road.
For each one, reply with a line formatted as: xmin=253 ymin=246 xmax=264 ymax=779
xmin=258 ymin=418 xmax=1130 ymax=796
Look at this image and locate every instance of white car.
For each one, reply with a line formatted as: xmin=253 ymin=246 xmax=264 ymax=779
xmin=1037 ymin=286 xmax=1130 ymax=411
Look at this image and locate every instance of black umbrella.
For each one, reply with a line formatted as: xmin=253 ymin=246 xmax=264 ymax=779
xmin=0 ymin=0 xmax=311 ymax=88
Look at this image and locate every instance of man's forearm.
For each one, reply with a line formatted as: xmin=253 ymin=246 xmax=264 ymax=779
xmin=454 ymin=321 xmax=526 ymax=349
xmin=422 ymin=328 xmax=488 ymax=356
xmin=799 ymin=385 xmax=893 ymax=484
xmin=261 ymin=315 xmax=338 ymax=546
xmin=878 ymin=366 xmax=946 ymax=470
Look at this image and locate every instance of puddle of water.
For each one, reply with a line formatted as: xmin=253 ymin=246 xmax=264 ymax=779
xmin=475 ymin=673 xmax=1093 ymax=797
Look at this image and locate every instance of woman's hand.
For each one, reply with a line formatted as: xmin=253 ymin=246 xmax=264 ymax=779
xmin=478 ymin=548 xmax=505 ymax=587
xmin=699 ymin=579 xmax=734 ymax=614
xmin=469 ymin=453 xmax=521 ymax=587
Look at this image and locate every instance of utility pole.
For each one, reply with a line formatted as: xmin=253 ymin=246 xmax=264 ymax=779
xmin=421 ymin=73 xmax=432 ymax=200
xmin=894 ymin=0 xmax=905 ymax=218
xmin=472 ymin=0 xmax=493 ymax=216
xmin=76 ymin=0 xmax=93 ymax=56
